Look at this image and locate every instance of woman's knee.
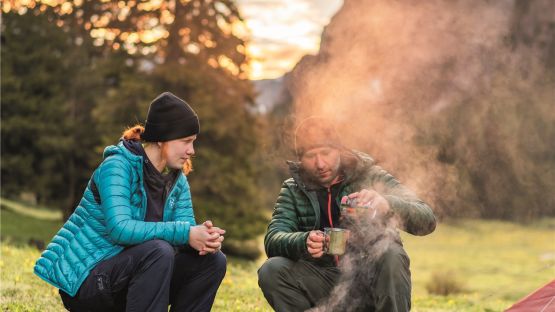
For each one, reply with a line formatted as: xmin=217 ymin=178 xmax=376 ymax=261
xmin=142 ymin=239 xmax=175 ymax=261
xmin=210 ymin=251 xmax=227 ymax=278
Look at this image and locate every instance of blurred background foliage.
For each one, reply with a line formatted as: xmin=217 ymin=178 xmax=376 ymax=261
xmin=1 ymin=0 xmax=267 ymax=258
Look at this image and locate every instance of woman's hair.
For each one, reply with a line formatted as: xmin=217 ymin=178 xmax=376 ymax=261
xmin=122 ymin=125 xmax=144 ymax=142
xmin=122 ymin=125 xmax=193 ymax=175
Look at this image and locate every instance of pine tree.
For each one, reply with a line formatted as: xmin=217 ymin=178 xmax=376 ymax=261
xmin=5 ymin=1 xmax=268 ymax=256
xmin=1 ymin=10 xmax=101 ymax=214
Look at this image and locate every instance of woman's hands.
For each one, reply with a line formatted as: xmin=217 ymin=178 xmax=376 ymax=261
xmin=189 ymin=220 xmax=226 ymax=255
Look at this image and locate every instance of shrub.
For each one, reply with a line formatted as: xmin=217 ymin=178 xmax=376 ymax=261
xmin=425 ymin=270 xmax=467 ymax=296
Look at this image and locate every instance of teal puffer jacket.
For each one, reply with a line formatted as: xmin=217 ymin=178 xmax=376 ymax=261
xmin=34 ymin=142 xmax=196 ymax=296
xmin=264 ymin=150 xmax=437 ymax=261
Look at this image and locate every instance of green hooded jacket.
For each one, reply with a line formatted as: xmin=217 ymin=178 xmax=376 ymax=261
xmin=263 ymin=150 xmax=436 ymax=262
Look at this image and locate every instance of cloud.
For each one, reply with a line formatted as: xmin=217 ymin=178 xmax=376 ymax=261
xmin=236 ymin=0 xmax=343 ymax=79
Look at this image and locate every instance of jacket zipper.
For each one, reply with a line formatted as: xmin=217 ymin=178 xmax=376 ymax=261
xmin=327 ymin=187 xmax=334 ymax=228
xmin=162 ymin=173 xmax=180 ymax=221
xmin=328 ymin=186 xmax=340 ymax=266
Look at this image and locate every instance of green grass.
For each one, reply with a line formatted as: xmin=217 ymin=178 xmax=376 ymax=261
xmin=1 ymin=200 xmax=554 ymax=311
xmin=0 ymin=244 xmax=273 ymax=312
xmin=1 ymin=198 xmax=62 ymax=221
xmin=0 ymin=200 xmax=273 ymax=311
xmin=214 ymin=258 xmax=273 ymax=312
xmin=1 ymin=244 xmax=64 ymax=311
xmin=404 ymin=219 xmax=555 ymax=311
xmin=1 ymin=206 xmax=63 ymax=246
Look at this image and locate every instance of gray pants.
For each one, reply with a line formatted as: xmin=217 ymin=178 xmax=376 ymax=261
xmin=258 ymin=243 xmax=411 ymax=312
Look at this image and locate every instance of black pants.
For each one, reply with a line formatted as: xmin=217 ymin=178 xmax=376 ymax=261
xmin=258 ymin=243 xmax=411 ymax=312
xmin=60 ymin=240 xmax=227 ymax=312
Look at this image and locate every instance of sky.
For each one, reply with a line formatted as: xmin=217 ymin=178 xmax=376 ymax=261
xmin=236 ymin=0 xmax=343 ymax=80
xmin=1 ymin=0 xmax=341 ymax=81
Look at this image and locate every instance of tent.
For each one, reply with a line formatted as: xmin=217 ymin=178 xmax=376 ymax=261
xmin=505 ymin=280 xmax=555 ymax=312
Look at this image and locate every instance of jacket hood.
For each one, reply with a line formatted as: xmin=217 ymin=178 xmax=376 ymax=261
xmin=103 ymin=140 xmax=143 ymax=164
xmin=287 ymin=149 xmax=375 ymax=190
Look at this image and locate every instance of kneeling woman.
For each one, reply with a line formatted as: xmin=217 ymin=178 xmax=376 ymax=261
xmin=35 ymin=92 xmax=226 ymax=312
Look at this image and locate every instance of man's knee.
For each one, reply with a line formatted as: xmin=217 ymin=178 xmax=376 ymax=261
xmin=258 ymin=257 xmax=293 ymax=292
xmin=379 ymin=243 xmax=410 ymax=274
xmin=373 ymin=244 xmax=411 ymax=311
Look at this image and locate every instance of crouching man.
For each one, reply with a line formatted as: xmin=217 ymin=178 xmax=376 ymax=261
xmin=258 ymin=117 xmax=436 ymax=312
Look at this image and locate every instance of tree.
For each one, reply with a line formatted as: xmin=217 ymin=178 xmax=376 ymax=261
xmin=4 ymin=0 xmax=268 ymax=257
xmin=80 ymin=0 xmax=266 ymax=248
xmin=29 ymin=0 xmax=249 ymax=76
xmin=1 ymin=10 xmax=101 ymax=215
xmin=144 ymin=60 xmax=265 ymax=257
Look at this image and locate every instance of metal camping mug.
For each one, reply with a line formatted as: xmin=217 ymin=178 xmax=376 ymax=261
xmin=323 ymin=227 xmax=350 ymax=255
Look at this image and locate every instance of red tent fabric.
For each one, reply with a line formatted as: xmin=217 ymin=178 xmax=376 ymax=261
xmin=505 ymin=280 xmax=555 ymax=312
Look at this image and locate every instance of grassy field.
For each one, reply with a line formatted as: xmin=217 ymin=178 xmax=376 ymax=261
xmin=1 ymin=199 xmax=554 ymax=311
xmin=405 ymin=219 xmax=554 ymax=311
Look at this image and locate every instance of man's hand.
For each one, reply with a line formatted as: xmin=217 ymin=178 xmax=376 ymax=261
xmin=189 ymin=220 xmax=225 ymax=255
xmin=344 ymin=189 xmax=391 ymax=218
xmin=306 ymin=230 xmax=325 ymax=258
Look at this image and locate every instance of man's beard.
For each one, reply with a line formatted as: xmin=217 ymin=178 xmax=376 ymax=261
xmin=310 ymin=164 xmax=341 ymax=187
xmin=315 ymin=171 xmax=336 ymax=186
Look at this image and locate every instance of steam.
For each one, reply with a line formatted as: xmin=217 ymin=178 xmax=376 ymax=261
xmin=308 ymin=214 xmax=402 ymax=312
xmin=279 ymin=0 xmax=554 ymax=309
xmin=285 ymin=0 xmax=555 ymax=219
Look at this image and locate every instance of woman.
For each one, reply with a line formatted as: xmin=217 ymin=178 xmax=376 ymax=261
xmin=34 ymin=92 xmax=226 ymax=311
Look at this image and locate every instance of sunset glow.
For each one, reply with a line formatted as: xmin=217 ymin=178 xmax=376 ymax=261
xmin=2 ymin=0 xmax=343 ymax=80
xmin=237 ymin=0 xmax=342 ymax=80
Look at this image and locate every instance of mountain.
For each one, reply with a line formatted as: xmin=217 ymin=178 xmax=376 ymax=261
xmin=251 ymin=76 xmax=291 ymax=114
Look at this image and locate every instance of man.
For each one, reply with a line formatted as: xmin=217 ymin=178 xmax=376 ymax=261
xmin=35 ymin=92 xmax=226 ymax=311
xmin=258 ymin=116 xmax=436 ymax=312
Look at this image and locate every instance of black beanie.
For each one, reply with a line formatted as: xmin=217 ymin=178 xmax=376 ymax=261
xmin=294 ymin=116 xmax=342 ymax=158
xmin=142 ymin=92 xmax=200 ymax=142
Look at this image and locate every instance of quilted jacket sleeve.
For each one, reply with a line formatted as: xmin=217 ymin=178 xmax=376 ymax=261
xmin=174 ymin=175 xmax=197 ymax=226
xmin=96 ymin=156 xmax=192 ymax=246
xmin=264 ymin=181 xmax=310 ymax=260
xmin=368 ymin=165 xmax=436 ymax=236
